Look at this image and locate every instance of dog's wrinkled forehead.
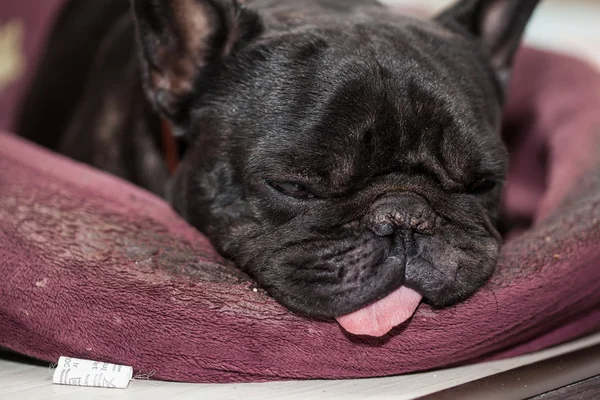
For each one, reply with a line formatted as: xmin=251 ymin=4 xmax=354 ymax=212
xmin=238 ymin=29 xmax=507 ymax=191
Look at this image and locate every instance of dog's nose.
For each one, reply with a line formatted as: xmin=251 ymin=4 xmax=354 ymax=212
xmin=368 ymin=192 xmax=437 ymax=237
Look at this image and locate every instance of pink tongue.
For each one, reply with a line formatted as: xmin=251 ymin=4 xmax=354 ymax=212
xmin=335 ymin=286 xmax=423 ymax=337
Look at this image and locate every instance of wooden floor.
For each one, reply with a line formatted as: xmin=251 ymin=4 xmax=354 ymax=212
xmin=1 ymin=332 xmax=599 ymax=400
xmin=532 ymin=376 xmax=600 ymax=400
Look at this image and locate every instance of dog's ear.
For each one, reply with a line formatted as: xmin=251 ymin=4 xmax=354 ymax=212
xmin=131 ymin=0 xmax=262 ymax=120
xmin=436 ymin=0 xmax=540 ymax=89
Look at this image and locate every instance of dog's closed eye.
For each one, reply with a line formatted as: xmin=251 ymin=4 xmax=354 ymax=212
xmin=469 ymin=178 xmax=501 ymax=195
xmin=267 ymin=181 xmax=317 ymax=200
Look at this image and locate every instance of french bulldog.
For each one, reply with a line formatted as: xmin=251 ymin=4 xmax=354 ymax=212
xmin=17 ymin=0 xmax=540 ymax=336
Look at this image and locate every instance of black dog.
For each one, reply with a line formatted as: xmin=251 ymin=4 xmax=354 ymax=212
xmin=17 ymin=0 xmax=540 ymax=336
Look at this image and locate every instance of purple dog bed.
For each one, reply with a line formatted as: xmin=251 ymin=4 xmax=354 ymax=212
xmin=1 ymin=47 xmax=600 ymax=383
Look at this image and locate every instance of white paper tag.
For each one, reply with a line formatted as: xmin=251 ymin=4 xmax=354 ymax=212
xmin=52 ymin=356 xmax=133 ymax=389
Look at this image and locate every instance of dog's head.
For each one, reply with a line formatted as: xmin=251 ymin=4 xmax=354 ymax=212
xmin=132 ymin=0 xmax=539 ymax=336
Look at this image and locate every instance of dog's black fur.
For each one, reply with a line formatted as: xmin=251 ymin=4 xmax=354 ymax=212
xmin=17 ymin=0 xmax=540 ymax=319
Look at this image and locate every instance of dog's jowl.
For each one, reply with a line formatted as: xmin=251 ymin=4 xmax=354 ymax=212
xmin=17 ymin=0 xmax=541 ymax=336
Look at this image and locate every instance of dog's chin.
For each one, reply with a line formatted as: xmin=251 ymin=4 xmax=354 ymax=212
xmin=234 ymin=227 xmax=498 ymax=337
xmin=249 ymin=235 xmax=409 ymax=318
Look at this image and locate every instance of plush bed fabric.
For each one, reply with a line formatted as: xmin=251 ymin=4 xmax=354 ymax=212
xmin=1 ymin=47 xmax=599 ymax=383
